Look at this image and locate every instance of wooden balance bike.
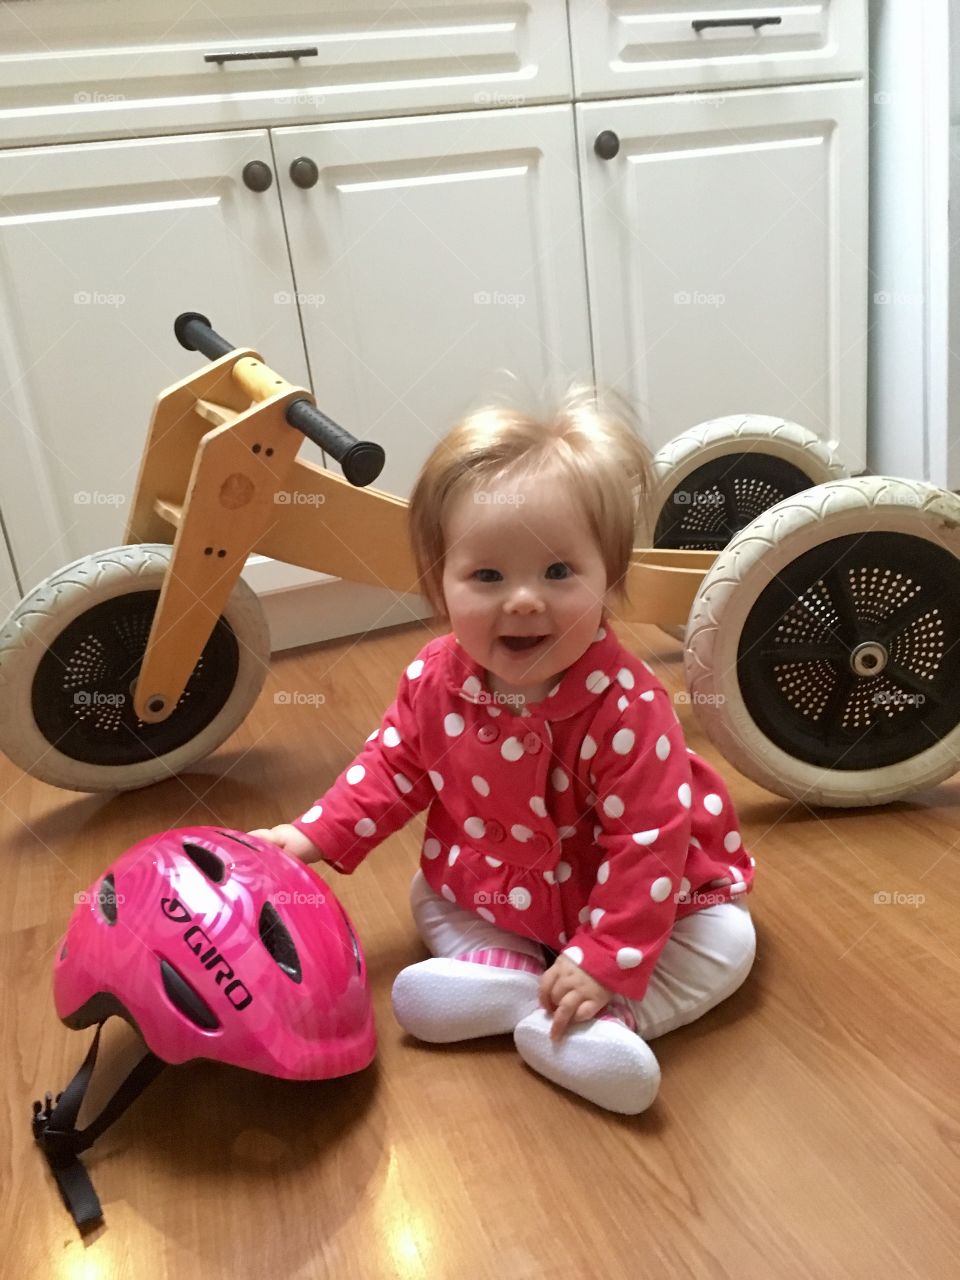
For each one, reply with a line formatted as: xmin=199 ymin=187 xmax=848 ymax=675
xmin=3 ymin=314 xmax=960 ymax=808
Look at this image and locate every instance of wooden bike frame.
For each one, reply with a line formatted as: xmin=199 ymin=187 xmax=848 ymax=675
xmin=124 ymin=351 xmax=714 ymax=723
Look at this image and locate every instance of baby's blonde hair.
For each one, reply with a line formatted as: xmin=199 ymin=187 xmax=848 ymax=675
xmin=408 ymin=386 xmax=653 ymax=619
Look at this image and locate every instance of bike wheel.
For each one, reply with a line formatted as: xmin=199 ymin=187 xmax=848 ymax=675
xmin=684 ymin=477 xmax=960 ymax=806
xmin=640 ymin=415 xmax=847 ymax=642
xmin=0 ymin=544 xmax=270 ymax=791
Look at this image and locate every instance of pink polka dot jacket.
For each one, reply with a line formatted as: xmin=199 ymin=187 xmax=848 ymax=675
xmin=292 ymin=623 xmax=755 ymax=1002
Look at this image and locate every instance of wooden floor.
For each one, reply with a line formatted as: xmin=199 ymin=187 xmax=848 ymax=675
xmin=3 ymin=618 xmax=958 ymax=1279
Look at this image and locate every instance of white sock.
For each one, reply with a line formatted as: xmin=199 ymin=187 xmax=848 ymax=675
xmin=391 ymin=950 xmax=543 ymax=1044
xmin=513 ymin=1008 xmax=661 ymax=1115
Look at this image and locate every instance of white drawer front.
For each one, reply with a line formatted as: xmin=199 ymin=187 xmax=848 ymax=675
xmin=570 ymin=0 xmax=866 ymax=98
xmin=0 ymin=0 xmax=572 ymax=146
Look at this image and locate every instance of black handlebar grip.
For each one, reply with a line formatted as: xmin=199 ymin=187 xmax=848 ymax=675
xmin=172 ymin=312 xmax=385 ymax=487
xmin=286 ymin=399 xmax=385 ymax=486
xmin=174 ymin=311 xmax=235 ymax=360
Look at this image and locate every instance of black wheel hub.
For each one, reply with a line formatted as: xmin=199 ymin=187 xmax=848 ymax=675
xmin=32 ymin=590 xmax=240 ymax=767
xmin=737 ymin=533 xmax=960 ymax=770
xmin=654 ymin=452 xmax=816 ymax=549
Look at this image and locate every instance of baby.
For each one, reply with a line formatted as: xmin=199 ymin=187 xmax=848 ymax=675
xmin=251 ymin=389 xmax=756 ymax=1115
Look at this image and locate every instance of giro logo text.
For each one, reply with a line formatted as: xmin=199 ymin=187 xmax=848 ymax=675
xmin=160 ymin=896 xmax=253 ymax=1010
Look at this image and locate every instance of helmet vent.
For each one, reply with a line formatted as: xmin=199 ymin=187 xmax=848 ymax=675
xmin=182 ymin=841 xmax=226 ymax=883
xmin=159 ymin=959 xmax=220 ymax=1030
xmin=96 ymin=873 xmax=119 ymax=925
xmin=259 ymin=901 xmax=302 ymax=983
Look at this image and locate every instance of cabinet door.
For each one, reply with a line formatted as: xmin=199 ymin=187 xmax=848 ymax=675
xmin=272 ymin=105 xmax=592 ymax=499
xmin=570 ymin=0 xmax=866 ymax=99
xmin=579 ymin=81 xmax=867 ymax=469
xmin=0 ymin=131 xmax=308 ymax=593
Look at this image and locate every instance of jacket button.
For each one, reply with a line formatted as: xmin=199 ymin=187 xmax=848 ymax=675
xmin=486 ymin=820 xmax=505 ymax=842
xmin=531 ymin=832 xmax=553 ymax=855
xmin=477 ymin=724 xmax=499 ymax=744
xmin=522 ymin=732 xmax=542 ymax=754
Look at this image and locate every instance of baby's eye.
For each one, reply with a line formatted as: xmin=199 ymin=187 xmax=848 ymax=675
xmin=545 ymin=562 xmax=572 ymax=580
xmin=473 ymin=568 xmax=502 ymax=583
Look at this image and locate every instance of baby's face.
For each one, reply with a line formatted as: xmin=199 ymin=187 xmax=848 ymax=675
xmin=441 ymin=476 xmax=610 ymax=702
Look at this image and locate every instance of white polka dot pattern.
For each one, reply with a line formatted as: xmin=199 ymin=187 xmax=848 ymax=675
xmin=307 ymin=633 xmax=755 ymax=997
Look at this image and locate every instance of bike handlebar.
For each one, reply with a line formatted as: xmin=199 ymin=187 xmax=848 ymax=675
xmin=174 ymin=311 xmax=385 ymax=487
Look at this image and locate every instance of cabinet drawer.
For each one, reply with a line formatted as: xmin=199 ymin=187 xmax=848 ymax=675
xmin=570 ymin=0 xmax=866 ymax=98
xmin=0 ymin=0 xmax=571 ymax=147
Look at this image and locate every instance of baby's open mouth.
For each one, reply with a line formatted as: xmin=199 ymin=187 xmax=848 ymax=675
xmin=499 ymin=634 xmax=549 ymax=653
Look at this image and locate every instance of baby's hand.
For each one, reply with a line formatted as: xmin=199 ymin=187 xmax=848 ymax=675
xmin=540 ymin=953 xmax=614 ymax=1040
xmin=248 ymin=824 xmax=321 ymax=863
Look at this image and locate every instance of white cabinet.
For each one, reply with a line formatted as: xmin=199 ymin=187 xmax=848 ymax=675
xmin=569 ymin=0 xmax=866 ymax=99
xmin=0 ymin=1 xmax=869 ymax=645
xmin=0 ymin=0 xmax=572 ymax=147
xmin=0 ymin=130 xmax=310 ymax=592
xmin=272 ymin=105 xmax=593 ymax=498
xmin=579 ymin=80 xmax=868 ymax=468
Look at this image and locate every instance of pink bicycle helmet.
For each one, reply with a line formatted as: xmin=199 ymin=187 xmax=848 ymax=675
xmin=32 ymin=826 xmax=375 ymax=1228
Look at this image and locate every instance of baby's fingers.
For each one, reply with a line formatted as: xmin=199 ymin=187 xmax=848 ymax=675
xmin=550 ymin=991 xmax=582 ymax=1040
xmin=572 ymin=998 xmax=605 ymax=1024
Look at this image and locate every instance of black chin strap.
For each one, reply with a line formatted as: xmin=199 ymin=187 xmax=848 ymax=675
xmin=31 ymin=1024 xmax=166 ymax=1228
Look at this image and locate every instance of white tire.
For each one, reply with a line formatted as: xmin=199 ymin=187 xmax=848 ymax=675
xmin=684 ymin=477 xmax=960 ymax=807
xmin=640 ymin=415 xmax=847 ymax=643
xmin=0 ymin=544 xmax=270 ymax=792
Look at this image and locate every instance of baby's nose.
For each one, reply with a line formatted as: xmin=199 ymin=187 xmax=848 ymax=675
xmin=506 ymin=589 xmax=545 ymax=614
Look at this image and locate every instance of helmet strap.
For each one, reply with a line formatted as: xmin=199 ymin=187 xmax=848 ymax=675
xmin=32 ymin=1023 xmax=166 ymax=1229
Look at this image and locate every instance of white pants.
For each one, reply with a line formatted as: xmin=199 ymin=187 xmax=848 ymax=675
xmin=409 ymin=869 xmax=756 ymax=1041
